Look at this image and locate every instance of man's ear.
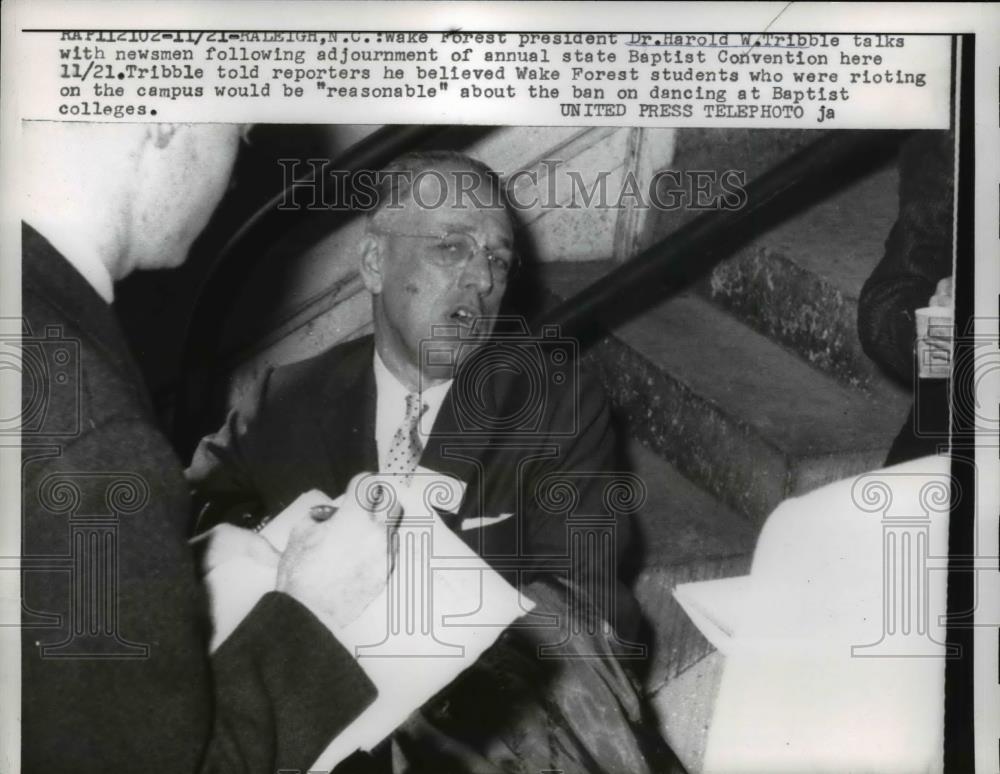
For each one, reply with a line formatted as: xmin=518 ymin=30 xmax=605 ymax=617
xmin=358 ymin=232 xmax=384 ymax=294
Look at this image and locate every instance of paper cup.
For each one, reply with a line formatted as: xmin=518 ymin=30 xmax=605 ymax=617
xmin=915 ymin=305 xmax=953 ymax=380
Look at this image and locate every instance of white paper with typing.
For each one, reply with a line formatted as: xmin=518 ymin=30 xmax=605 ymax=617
xmin=673 ymin=455 xmax=950 ymax=774
xmin=203 ymin=468 xmax=534 ymax=771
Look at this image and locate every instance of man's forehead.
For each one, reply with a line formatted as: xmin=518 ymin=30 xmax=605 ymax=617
xmin=408 ymin=162 xmax=497 ymax=201
xmin=384 ymin=163 xmax=512 ymax=233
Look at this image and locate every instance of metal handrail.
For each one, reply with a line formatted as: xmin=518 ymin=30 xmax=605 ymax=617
xmin=535 ymin=129 xmax=911 ymax=338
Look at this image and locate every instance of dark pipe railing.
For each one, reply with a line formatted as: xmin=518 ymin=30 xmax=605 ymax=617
xmin=174 ymin=125 xmax=455 ymax=452
xmin=536 ymin=129 xmax=911 ymax=339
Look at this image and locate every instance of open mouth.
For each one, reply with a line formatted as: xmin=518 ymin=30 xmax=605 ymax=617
xmin=449 ymin=306 xmax=479 ymax=327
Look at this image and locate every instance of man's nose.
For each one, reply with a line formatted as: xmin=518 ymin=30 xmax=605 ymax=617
xmin=461 ymin=250 xmax=495 ymax=296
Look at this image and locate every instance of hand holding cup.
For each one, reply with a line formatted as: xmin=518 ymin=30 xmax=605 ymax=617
xmin=915 ymin=275 xmax=954 ymax=380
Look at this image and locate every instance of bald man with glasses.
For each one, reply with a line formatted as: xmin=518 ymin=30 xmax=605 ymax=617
xmin=189 ymin=151 xmax=671 ymax=773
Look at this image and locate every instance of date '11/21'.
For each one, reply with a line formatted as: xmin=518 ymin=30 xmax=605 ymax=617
xmin=60 ymin=63 xmax=204 ymax=81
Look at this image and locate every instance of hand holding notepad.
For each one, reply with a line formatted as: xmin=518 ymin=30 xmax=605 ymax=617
xmin=275 ymin=475 xmax=401 ymax=630
xmin=199 ymin=469 xmax=532 ymax=771
xmin=198 ymin=483 xmax=391 ymax=652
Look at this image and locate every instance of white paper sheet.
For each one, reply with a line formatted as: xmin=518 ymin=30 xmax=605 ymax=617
xmin=673 ymin=455 xmax=951 ymax=774
xmin=203 ymin=471 xmax=533 ymax=771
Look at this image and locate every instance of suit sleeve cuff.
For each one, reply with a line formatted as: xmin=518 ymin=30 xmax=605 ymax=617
xmin=214 ymin=591 xmax=378 ymax=763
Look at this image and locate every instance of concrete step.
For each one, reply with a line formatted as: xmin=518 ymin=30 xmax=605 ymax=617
xmin=700 ymin=163 xmax=907 ymax=401
xmin=624 ymin=438 xmax=754 ymax=573
xmin=623 ymin=439 xmax=753 ymax=695
xmin=641 ymin=127 xmax=909 ymax=401
xmin=649 ymin=650 xmax=725 ymax=774
xmin=540 ymin=261 xmax=910 ymax=526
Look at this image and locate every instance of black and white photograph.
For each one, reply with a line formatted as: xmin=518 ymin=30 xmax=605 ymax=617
xmin=2 ymin=4 xmax=998 ymax=773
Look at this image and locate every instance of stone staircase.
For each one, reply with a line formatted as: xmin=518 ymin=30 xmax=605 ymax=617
xmin=530 ymin=131 xmax=912 ymax=770
xmin=215 ymin=126 xmax=913 ymax=772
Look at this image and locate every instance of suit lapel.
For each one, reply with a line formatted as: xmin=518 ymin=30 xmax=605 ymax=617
xmin=420 ymin=386 xmax=477 ymax=483
xmin=318 ymin=336 xmax=378 ymax=493
xmin=420 ymin=356 xmax=513 ymax=531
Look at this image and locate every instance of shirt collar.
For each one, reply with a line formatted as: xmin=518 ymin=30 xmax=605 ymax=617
xmin=373 ymin=349 xmax=452 ymax=412
xmin=373 ymin=348 xmax=453 ymax=472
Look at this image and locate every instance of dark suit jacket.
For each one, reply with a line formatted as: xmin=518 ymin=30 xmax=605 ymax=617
xmin=20 ymin=224 xmax=377 ymax=774
xmin=189 ymin=332 xmax=639 ymax=635
xmin=857 ymin=130 xmax=953 ymax=464
xmin=858 ymin=130 xmax=954 ymax=388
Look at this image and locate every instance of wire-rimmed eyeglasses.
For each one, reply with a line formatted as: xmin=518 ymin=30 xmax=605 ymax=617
xmin=369 ymin=226 xmax=518 ymax=281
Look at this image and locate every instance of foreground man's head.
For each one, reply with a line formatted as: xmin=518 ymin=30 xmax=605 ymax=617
xmin=359 ymin=151 xmax=516 ymax=391
xmin=22 ymin=122 xmax=243 ymax=280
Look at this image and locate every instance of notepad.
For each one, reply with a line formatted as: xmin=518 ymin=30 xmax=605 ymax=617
xmin=202 ymin=470 xmax=531 ymax=771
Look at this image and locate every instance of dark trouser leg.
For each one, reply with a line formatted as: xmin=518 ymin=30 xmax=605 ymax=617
xmin=386 ymin=578 xmax=678 ymax=774
xmin=885 ymin=379 xmax=950 ymax=467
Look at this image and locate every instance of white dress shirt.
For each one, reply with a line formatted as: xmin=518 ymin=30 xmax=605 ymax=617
xmin=373 ymin=351 xmax=452 ymax=472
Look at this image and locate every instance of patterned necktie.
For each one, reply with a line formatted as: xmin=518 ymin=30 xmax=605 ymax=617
xmin=384 ymin=392 xmax=428 ymax=477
